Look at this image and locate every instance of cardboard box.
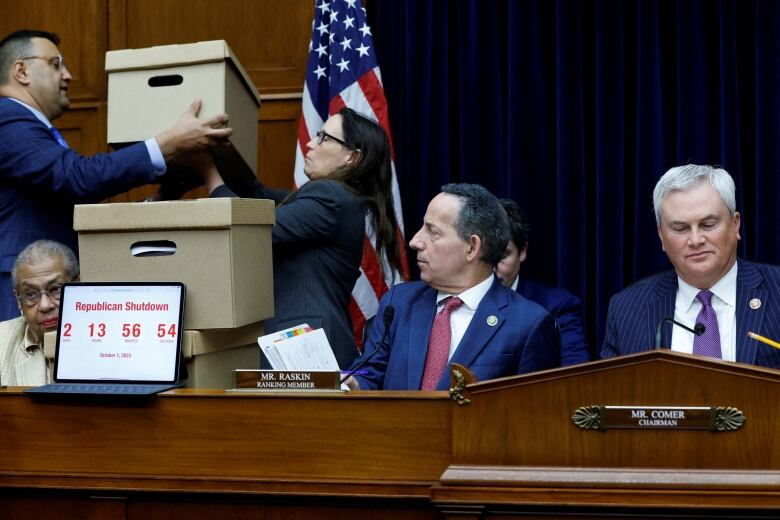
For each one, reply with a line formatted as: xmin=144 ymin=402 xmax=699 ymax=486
xmin=180 ymin=322 xmax=263 ymax=389
xmin=180 ymin=321 xmax=264 ymax=359
xmin=186 ymin=344 xmax=259 ymax=389
xmin=74 ymin=198 xmax=275 ymax=330
xmin=105 ymin=40 xmax=261 ymax=180
xmin=43 ymin=321 xmax=264 ymax=389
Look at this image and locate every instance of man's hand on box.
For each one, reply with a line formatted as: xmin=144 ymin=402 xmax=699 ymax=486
xmin=155 ymin=98 xmax=233 ymax=165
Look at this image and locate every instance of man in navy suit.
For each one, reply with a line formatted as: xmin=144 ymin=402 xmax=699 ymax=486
xmin=345 ymin=183 xmax=560 ymax=391
xmin=0 ymin=29 xmax=233 ymax=320
xmin=496 ymin=199 xmax=589 ymax=365
xmin=602 ymin=164 xmax=780 ymax=369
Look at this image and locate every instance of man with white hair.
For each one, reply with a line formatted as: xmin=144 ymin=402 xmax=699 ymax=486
xmin=601 ymin=164 xmax=780 ymax=368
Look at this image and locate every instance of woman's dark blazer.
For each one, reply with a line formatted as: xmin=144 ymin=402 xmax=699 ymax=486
xmin=212 ymin=179 xmax=365 ymax=368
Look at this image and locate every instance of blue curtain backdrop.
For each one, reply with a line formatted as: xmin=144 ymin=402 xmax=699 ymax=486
xmin=366 ymin=0 xmax=780 ymax=356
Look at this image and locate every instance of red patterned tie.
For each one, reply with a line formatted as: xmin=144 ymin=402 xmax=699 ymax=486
xmin=420 ymin=297 xmax=464 ymax=390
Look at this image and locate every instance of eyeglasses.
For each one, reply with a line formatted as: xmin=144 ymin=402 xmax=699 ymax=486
xmin=19 ymin=54 xmax=66 ymax=73
xmin=16 ymin=282 xmax=65 ymax=307
xmin=315 ymin=130 xmax=351 ymax=148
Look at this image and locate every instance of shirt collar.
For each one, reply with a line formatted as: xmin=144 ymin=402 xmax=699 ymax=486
xmin=23 ymin=324 xmax=40 ymax=355
xmin=7 ymin=97 xmax=53 ymax=128
xmin=677 ymin=260 xmax=738 ymax=311
xmin=436 ymin=274 xmax=495 ymax=310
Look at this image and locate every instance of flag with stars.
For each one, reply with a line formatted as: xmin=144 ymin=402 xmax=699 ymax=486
xmin=295 ymin=0 xmax=409 ymax=348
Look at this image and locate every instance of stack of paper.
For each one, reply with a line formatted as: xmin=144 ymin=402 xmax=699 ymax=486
xmin=257 ymin=325 xmax=340 ymax=371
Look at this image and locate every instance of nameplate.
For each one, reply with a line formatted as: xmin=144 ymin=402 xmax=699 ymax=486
xmin=572 ymin=405 xmax=745 ymax=432
xmin=233 ymin=370 xmax=341 ymax=390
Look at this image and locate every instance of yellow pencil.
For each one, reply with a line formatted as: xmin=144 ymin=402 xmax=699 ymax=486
xmin=747 ymin=331 xmax=780 ymax=350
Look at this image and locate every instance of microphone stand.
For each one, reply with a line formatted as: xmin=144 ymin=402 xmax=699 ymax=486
xmin=655 ymin=317 xmax=705 ymax=349
xmin=340 ymin=305 xmax=395 ymax=385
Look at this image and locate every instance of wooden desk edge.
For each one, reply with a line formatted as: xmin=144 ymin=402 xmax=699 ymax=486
xmin=0 ymin=472 xmax=439 ymax=499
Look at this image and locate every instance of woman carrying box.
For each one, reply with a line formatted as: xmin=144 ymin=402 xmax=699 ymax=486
xmin=199 ymin=107 xmax=403 ymax=369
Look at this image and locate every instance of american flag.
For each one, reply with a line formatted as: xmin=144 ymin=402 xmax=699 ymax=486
xmin=294 ymin=0 xmax=409 ymax=348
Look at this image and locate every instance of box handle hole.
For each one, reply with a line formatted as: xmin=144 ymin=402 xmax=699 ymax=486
xmin=131 ymin=240 xmax=177 ymax=257
xmin=148 ymin=75 xmax=183 ymax=87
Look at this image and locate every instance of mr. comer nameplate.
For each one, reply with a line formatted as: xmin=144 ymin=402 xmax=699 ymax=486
xmin=571 ymin=405 xmax=745 ymax=431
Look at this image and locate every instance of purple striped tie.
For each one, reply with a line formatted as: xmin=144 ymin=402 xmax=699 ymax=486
xmin=692 ymin=290 xmax=721 ymax=359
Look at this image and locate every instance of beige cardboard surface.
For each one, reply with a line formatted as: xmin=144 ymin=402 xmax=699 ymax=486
xmin=75 ymin=199 xmax=274 ymax=329
xmin=181 ymin=321 xmax=264 ymax=358
xmin=224 ymin=59 xmax=257 ymax=172
xmin=184 ymin=343 xmax=259 ymax=389
xmin=105 ymin=40 xmax=260 ymax=176
xmin=74 ymin=199 xmax=275 ymax=230
xmin=105 ymin=41 xmax=259 ymax=103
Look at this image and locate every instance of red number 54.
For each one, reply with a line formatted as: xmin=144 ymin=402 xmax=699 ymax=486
xmin=157 ymin=324 xmax=176 ymax=337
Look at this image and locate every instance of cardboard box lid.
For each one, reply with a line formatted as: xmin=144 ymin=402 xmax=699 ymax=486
xmin=74 ymin=198 xmax=275 ymax=232
xmin=105 ymin=40 xmax=261 ymax=105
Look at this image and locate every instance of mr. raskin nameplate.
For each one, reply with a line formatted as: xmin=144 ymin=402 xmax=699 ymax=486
xmin=234 ymin=370 xmax=341 ymax=390
xmin=572 ymin=405 xmax=746 ymax=431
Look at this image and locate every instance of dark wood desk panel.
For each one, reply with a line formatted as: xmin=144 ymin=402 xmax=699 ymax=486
xmin=435 ymin=352 xmax=780 ymax=518
xmin=5 ymin=352 xmax=780 ymax=519
xmin=0 ymin=389 xmax=450 ymax=518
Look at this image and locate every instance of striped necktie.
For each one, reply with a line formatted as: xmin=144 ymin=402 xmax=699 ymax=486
xmin=692 ymin=290 xmax=721 ymax=359
xmin=49 ymin=126 xmax=69 ymax=149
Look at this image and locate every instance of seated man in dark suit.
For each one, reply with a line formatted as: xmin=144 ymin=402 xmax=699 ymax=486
xmin=602 ymin=164 xmax=780 ymax=368
xmin=0 ymin=29 xmax=234 ymax=321
xmin=496 ymin=199 xmax=589 ymax=365
xmin=345 ymin=183 xmax=561 ymax=390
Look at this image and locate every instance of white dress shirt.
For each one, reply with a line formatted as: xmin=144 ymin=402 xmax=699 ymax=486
xmin=671 ymin=261 xmax=737 ymax=361
xmin=434 ymin=275 xmax=494 ymax=360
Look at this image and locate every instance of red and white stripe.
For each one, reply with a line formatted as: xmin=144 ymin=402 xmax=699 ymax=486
xmin=294 ymin=67 xmax=409 ymax=348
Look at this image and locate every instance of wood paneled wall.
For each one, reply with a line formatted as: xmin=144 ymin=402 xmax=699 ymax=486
xmin=0 ymin=0 xmax=312 ymax=199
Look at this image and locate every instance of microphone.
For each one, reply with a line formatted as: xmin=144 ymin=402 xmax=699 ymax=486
xmin=340 ymin=305 xmax=395 ymax=385
xmin=654 ymin=317 xmax=706 ymax=349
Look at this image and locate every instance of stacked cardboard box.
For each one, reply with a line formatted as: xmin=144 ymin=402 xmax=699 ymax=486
xmin=105 ymin=40 xmax=261 ymax=186
xmin=66 ymin=41 xmax=270 ymax=389
xmin=72 ymin=198 xmax=274 ymax=389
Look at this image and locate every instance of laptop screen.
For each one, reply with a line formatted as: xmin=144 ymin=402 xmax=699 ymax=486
xmin=54 ymin=282 xmax=185 ymax=384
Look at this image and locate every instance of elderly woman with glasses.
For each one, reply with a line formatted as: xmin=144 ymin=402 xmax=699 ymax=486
xmin=199 ymin=107 xmax=403 ymax=369
xmin=0 ymin=240 xmax=78 ymax=385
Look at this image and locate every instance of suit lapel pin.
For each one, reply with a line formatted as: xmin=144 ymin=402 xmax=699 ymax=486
xmin=750 ymin=298 xmax=761 ymax=310
xmin=486 ymin=315 xmax=498 ymax=327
